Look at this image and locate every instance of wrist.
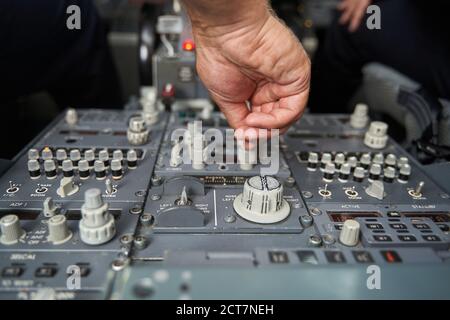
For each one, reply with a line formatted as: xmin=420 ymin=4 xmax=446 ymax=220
xmin=183 ymin=0 xmax=271 ymax=43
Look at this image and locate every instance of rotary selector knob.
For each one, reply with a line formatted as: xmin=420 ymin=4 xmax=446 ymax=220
xmin=364 ymin=121 xmax=388 ymax=149
xmin=0 ymin=215 xmax=26 ymax=245
xmin=339 ymin=220 xmax=360 ymax=246
xmin=79 ymin=188 xmax=116 ymax=245
xmin=127 ymin=117 xmax=149 ymax=145
xmin=233 ymin=176 xmax=290 ymax=224
xmin=350 ymin=103 xmax=369 ymax=129
xmin=47 ymin=215 xmax=72 ymax=245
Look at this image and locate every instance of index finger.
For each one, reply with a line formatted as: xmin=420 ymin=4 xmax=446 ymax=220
xmin=244 ymin=90 xmax=309 ymax=129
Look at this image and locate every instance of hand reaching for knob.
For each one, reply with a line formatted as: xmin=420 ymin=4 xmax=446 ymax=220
xmin=183 ymin=0 xmax=311 ymax=137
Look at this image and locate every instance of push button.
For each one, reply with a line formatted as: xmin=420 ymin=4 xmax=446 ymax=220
xmin=387 ymin=211 xmax=401 ymax=217
xmin=390 ymin=223 xmax=407 ymax=230
xmin=296 ymin=251 xmax=318 ymax=265
xmin=2 ymin=266 xmax=24 ymax=278
xmin=325 ymin=251 xmax=346 ymax=263
xmin=366 ymin=223 xmax=384 ymax=230
xmin=373 ymin=235 xmax=392 ymax=242
xmin=77 ymin=264 xmax=91 ymax=277
xmin=269 ymin=251 xmax=289 ymax=264
xmin=352 ymin=251 xmax=374 ymax=263
xmin=413 ymin=223 xmax=430 ymax=230
xmin=35 ymin=266 xmax=58 ymax=278
xmin=381 ymin=250 xmax=402 ymax=263
xmin=398 ymin=235 xmax=417 ymax=242
xmin=422 ymin=235 xmax=441 ymax=242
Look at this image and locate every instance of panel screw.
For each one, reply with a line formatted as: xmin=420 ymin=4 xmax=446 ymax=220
xmin=140 ymin=213 xmax=154 ymax=227
xmin=310 ymin=207 xmax=322 ymax=216
xmin=120 ymin=234 xmax=134 ymax=245
xmin=302 ymin=191 xmax=313 ymax=199
xmin=130 ymin=205 xmax=143 ymax=215
xmin=224 ymin=215 xmax=236 ymax=223
xmin=308 ymin=234 xmax=323 ymax=247
xmin=151 ymin=176 xmax=162 ymax=186
xmin=285 ymin=177 xmax=296 ymax=188
xmin=151 ymin=194 xmax=161 ymax=201
xmin=111 ymin=258 xmax=129 ymax=271
xmin=135 ymin=190 xmax=146 ymax=197
xmin=322 ymin=233 xmax=335 ymax=245
xmin=133 ymin=235 xmax=148 ymax=250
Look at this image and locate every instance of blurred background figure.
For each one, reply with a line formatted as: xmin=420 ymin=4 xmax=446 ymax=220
xmin=309 ymin=0 xmax=450 ymax=113
xmin=0 ymin=0 xmax=122 ymax=158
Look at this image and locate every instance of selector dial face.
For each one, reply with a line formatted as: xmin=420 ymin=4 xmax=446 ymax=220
xmin=234 ymin=176 xmax=290 ymax=224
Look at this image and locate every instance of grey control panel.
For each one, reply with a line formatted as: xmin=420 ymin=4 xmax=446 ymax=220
xmin=0 ymin=104 xmax=449 ymax=300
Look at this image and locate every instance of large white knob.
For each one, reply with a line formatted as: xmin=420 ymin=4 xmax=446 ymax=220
xmin=0 ymin=215 xmax=26 ymax=245
xmin=364 ymin=121 xmax=388 ymax=149
xmin=339 ymin=220 xmax=360 ymax=246
xmin=233 ymin=176 xmax=290 ymax=224
xmin=79 ymin=188 xmax=116 ymax=245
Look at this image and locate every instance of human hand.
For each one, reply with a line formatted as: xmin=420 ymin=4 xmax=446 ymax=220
xmin=338 ymin=0 xmax=372 ymax=32
xmin=188 ymin=4 xmax=310 ymax=136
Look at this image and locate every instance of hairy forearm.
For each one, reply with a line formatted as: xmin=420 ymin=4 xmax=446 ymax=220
xmin=182 ymin=0 xmax=271 ymax=38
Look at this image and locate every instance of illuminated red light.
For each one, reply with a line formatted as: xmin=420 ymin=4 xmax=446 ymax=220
xmin=182 ymin=39 xmax=195 ymax=52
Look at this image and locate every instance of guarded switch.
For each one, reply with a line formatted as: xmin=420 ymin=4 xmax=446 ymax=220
xmin=233 ymin=176 xmax=290 ymax=224
xmin=339 ymin=220 xmax=360 ymax=246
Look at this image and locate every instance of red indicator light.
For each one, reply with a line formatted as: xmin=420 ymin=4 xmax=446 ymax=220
xmin=182 ymin=39 xmax=195 ymax=52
